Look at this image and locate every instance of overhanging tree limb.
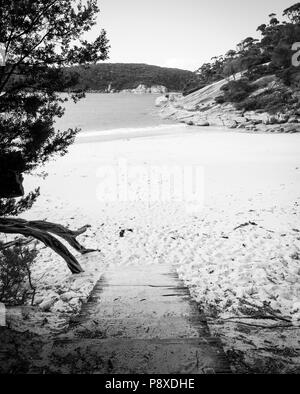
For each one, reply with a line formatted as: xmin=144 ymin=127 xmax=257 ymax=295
xmin=0 ymin=218 xmax=94 ymax=274
xmin=1 ymin=218 xmax=97 ymax=254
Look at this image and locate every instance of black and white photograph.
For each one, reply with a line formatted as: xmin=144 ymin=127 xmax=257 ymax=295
xmin=0 ymin=0 xmax=300 ymax=378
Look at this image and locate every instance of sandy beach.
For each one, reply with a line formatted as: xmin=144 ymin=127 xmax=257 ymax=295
xmin=2 ymin=0 xmax=300 ymax=376
xmin=4 ymin=125 xmax=298 ymax=372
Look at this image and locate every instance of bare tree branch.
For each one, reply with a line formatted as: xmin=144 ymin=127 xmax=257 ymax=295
xmin=0 ymin=218 xmax=87 ymax=274
xmin=3 ymin=219 xmax=97 ymax=254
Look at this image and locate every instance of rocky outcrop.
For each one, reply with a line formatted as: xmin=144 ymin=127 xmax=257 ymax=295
xmin=155 ymin=96 xmax=169 ymax=107
xmin=157 ymin=75 xmax=300 ymax=133
xmin=121 ymin=84 xmax=168 ymax=94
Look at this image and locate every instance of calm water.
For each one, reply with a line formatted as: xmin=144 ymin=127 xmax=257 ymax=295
xmin=55 ymin=93 xmax=173 ymax=133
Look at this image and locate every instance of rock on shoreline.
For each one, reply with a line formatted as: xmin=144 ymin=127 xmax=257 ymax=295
xmin=156 ymin=76 xmax=300 ymax=133
xmin=121 ymin=84 xmax=168 ymax=94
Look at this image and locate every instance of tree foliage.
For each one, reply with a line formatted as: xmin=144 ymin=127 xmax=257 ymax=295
xmin=0 ymin=1 xmax=109 ymax=272
xmin=188 ymin=3 xmax=300 ymax=94
xmin=188 ymin=3 xmax=300 ymax=112
xmin=0 ymin=1 xmax=109 ymax=208
xmin=283 ymin=3 xmax=300 ymax=24
xmin=219 ymin=79 xmax=255 ymax=103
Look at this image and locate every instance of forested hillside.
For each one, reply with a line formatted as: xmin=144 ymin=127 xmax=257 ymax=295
xmin=63 ymin=63 xmax=197 ymax=92
xmin=159 ymin=3 xmax=300 ymax=133
xmin=183 ymin=3 xmax=300 ymax=115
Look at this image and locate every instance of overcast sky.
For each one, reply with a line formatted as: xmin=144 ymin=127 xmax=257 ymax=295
xmin=87 ymin=0 xmax=296 ymax=71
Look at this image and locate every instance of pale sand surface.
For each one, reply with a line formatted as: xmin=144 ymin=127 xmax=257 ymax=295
xmin=9 ymin=126 xmax=300 ymax=372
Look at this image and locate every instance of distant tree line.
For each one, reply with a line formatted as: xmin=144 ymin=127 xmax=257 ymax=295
xmin=62 ymin=63 xmax=198 ymax=92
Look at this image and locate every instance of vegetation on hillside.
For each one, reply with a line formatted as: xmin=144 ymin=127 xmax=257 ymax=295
xmin=184 ymin=3 xmax=300 ymax=115
xmin=62 ymin=63 xmax=197 ymax=92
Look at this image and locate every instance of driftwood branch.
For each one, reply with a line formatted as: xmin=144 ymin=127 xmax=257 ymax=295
xmin=208 ymin=320 xmax=297 ymax=329
xmin=233 ymin=221 xmax=257 ymax=231
xmin=0 ymin=218 xmax=97 ymax=274
xmin=2 ymin=219 xmax=96 ymax=254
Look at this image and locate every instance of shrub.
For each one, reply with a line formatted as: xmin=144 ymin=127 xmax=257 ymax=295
xmin=236 ymin=88 xmax=298 ymax=113
xmin=220 ymin=79 xmax=255 ymax=103
xmin=245 ymin=64 xmax=274 ymax=82
xmin=0 ymin=242 xmax=37 ymax=306
xmin=215 ymin=95 xmax=226 ymax=104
